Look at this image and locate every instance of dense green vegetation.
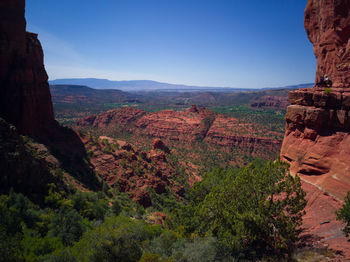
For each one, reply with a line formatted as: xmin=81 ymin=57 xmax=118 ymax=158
xmin=0 ymin=159 xmax=307 ymax=261
xmin=172 ymin=160 xmax=306 ymax=260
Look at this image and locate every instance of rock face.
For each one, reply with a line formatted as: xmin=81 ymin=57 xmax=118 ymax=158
xmin=280 ymin=87 xmax=350 ymax=200
xmin=0 ymin=0 xmax=55 ymax=135
xmin=281 ymin=0 xmax=350 ymax=201
xmin=301 ymin=181 xmax=350 ymax=258
xmin=0 ymin=118 xmax=53 ymax=201
xmin=305 ymin=0 xmax=350 ymax=88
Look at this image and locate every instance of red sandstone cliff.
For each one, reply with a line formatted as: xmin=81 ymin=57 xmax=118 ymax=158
xmin=281 ymin=87 xmax=350 ymax=200
xmin=0 ymin=0 xmax=55 ymax=136
xmin=281 ymin=0 xmax=350 ymax=201
xmin=305 ymin=0 xmax=350 ymax=88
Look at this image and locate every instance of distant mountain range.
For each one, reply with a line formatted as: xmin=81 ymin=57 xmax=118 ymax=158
xmin=49 ymin=78 xmax=313 ymax=92
xmin=49 ymin=78 xmax=240 ymax=92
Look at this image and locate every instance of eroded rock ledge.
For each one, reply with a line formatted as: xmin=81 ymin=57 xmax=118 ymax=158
xmin=281 ymin=87 xmax=350 ymax=201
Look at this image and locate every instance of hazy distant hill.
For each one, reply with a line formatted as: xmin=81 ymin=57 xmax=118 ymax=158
xmin=49 ymin=78 xmax=313 ymax=92
xmin=49 ymin=78 xmax=246 ymax=92
xmin=50 ymin=84 xmax=140 ymax=103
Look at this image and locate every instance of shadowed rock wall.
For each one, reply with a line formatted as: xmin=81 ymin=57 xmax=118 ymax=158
xmin=0 ymin=0 xmax=55 ymax=135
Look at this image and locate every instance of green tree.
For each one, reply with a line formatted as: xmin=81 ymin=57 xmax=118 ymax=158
xmin=72 ymin=191 xmax=108 ymax=220
xmin=190 ymin=160 xmax=306 ymax=258
xmin=50 ymin=209 xmax=86 ymax=246
xmin=336 ymin=192 xmax=350 ymax=237
xmin=112 ymin=199 xmax=122 ymax=216
xmin=71 ymin=216 xmax=161 ymax=262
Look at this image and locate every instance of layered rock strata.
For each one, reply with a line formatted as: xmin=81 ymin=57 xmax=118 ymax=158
xmin=77 ymin=106 xmax=282 ymax=158
xmin=0 ymin=0 xmax=55 ymax=135
xmin=281 ymin=0 xmax=350 ymax=201
xmin=280 ymin=87 xmax=350 ymax=200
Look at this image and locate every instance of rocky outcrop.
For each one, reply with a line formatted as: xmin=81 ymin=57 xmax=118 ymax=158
xmin=281 ymin=87 xmax=350 ymax=200
xmin=76 ymin=106 xmax=282 ymax=159
xmin=0 ymin=118 xmax=54 ymax=202
xmin=250 ymin=96 xmax=290 ymax=110
xmin=152 ymin=139 xmax=170 ymax=154
xmin=79 ymin=133 xmax=184 ymax=207
xmin=281 ymin=0 xmax=350 ymax=201
xmin=205 ymin=114 xmax=282 ymax=157
xmin=0 ymin=0 xmax=55 ymax=135
xmin=135 ymin=107 xmax=214 ymax=141
xmin=305 ymin=0 xmax=350 ymax=88
xmin=76 ymin=107 xmax=146 ymax=130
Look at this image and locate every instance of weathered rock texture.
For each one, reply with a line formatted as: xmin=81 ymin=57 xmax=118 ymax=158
xmin=305 ymin=0 xmax=350 ymax=87
xmin=301 ymin=181 xmax=350 ymax=258
xmin=281 ymin=0 xmax=350 ymax=201
xmin=0 ymin=0 xmax=55 ymax=135
xmin=280 ymin=87 xmax=350 ymax=200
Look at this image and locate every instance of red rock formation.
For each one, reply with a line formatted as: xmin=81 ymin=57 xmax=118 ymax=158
xmin=281 ymin=87 xmax=350 ymax=200
xmin=135 ymin=107 xmax=214 ymax=141
xmin=79 ymin=133 xmax=183 ymax=207
xmin=301 ymin=181 xmax=350 ymax=258
xmin=250 ymin=95 xmax=290 ymax=110
xmin=281 ymin=0 xmax=350 ymax=201
xmin=205 ymin=114 xmax=282 ymax=157
xmin=76 ymin=107 xmax=145 ymax=130
xmin=281 ymin=4 xmax=350 ymax=255
xmin=188 ymin=104 xmax=199 ymax=113
xmin=76 ymin=106 xmax=282 ymax=159
xmin=305 ymin=0 xmax=350 ymax=88
xmin=0 ymin=0 xmax=55 ymax=135
xmin=152 ymin=139 xmax=170 ymax=154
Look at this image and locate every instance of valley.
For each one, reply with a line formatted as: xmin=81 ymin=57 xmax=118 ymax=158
xmin=1 ymin=0 xmax=350 ymax=261
xmin=51 ymin=86 xmax=288 ymax=174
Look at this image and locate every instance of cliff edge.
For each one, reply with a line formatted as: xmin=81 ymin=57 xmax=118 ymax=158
xmin=0 ymin=0 xmax=55 ymax=136
xmin=280 ymin=87 xmax=350 ymax=200
xmin=281 ymin=0 xmax=350 ymax=201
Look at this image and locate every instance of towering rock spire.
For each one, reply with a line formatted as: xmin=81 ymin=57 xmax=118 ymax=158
xmin=305 ymin=0 xmax=350 ymax=88
xmin=0 ymin=0 xmax=55 ymax=135
xmin=280 ymin=0 xmax=350 ymax=200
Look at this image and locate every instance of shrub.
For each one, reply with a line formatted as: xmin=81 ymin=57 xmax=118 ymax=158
xmin=178 ymin=160 xmax=306 ymax=259
xmin=112 ymin=200 xmax=122 ymax=216
xmin=324 ymin=87 xmax=333 ymax=94
xmin=50 ymin=209 xmax=86 ymax=246
xmin=71 ymin=216 xmax=161 ymax=261
xmin=336 ymin=192 xmax=350 ymax=237
xmin=72 ymin=191 xmax=108 ymax=220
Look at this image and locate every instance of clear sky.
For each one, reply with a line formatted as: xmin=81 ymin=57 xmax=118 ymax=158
xmin=26 ymin=0 xmax=315 ymax=88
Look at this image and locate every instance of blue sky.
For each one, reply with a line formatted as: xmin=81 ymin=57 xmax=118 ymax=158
xmin=26 ymin=0 xmax=315 ymax=88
